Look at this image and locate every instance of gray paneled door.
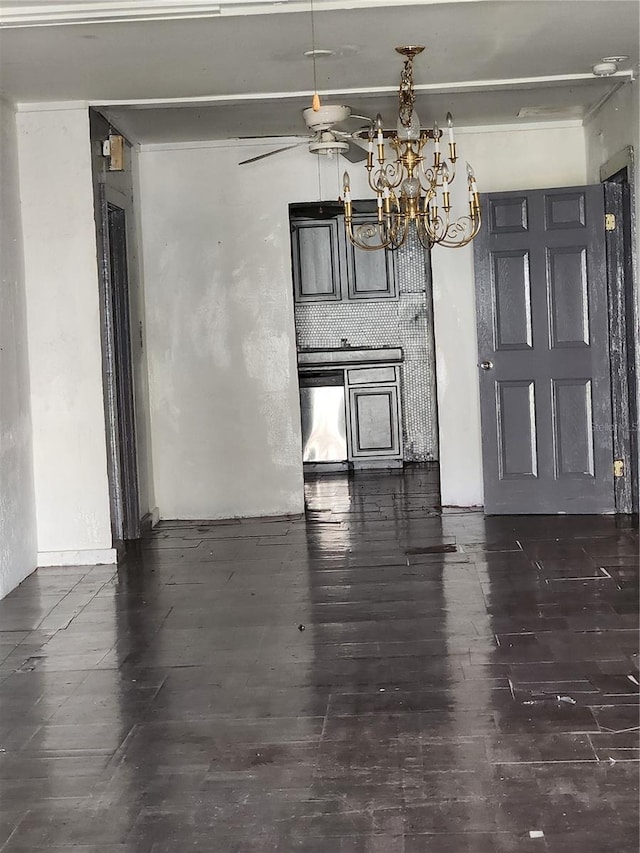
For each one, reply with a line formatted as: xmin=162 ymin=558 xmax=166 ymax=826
xmin=474 ymin=185 xmax=614 ymax=514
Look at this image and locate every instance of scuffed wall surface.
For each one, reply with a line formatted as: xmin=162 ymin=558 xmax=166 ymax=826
xmin=17 ymin=107 xmax=113 ymax=560
xmin=0 ymin=99 xmax=37 ymax=598
xmin=138 ymin=144 xmax=306 ymax=519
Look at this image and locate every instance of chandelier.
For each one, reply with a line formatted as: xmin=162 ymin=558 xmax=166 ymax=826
xmin=342 ymin=46 xmax=481 ymax=251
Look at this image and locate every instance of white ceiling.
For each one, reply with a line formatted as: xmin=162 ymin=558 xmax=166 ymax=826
xmin=0 ymin=0 xmax=638 ymax=144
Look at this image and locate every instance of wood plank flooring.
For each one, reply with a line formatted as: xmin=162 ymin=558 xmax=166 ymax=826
xmin=0 ymin=465 xmax=638 ymax=851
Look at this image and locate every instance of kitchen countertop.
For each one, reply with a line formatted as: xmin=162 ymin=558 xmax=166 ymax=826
xmin=298 ymin=346 xmax=403 ymax=367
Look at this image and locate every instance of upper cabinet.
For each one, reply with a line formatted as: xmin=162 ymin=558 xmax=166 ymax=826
xmin=291 ymin=218 xmax=342 ymax=302
xmin=291 ymin=206 xmax=397 ymax=303
xmin=345 ymin=213 xmax=397 ymax=300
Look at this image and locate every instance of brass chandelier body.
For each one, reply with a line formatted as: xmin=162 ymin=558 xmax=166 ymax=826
xmin=342 ymin=46 xmax=481 ymax=252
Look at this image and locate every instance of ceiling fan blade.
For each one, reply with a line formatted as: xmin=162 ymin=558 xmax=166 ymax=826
xmin=238 ymin=143 xmax=303 ymax=165
xmin=341 ymin=143 xmax=368 ymax=164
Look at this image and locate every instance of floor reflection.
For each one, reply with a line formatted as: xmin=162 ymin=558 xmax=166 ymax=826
xmin=0 ymin=464 xmax=637 ymax=851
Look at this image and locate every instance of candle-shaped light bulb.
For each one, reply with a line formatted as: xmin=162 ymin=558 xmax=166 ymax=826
xmin=441 ymin=163 xmax=449 ymax=187
xmin=433 ymin=120 xmax=440 ymax=154
xmin=376 ymin=114 xmax=384 ymax=143
xmin=368 ymin=126 xmax=374 ymax=154
xmin=446 ymin=112 xmax=454 ymax=145
xmin=343 ymin=171 xmax=351 ymax=201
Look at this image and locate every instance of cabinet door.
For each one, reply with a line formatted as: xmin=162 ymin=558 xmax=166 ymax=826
xmin=349 ymin=386 xmax=401 ymax=457
xmin=291 ymin=219 xmax=342 ymax=302
xmin=345 ymin=214 xmax=397 ymax=299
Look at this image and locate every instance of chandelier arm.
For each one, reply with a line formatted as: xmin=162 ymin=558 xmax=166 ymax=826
xmin=437 ymin=212 xmax=483 ymax=248
xmin=346 ymin=218 xmax=394 ymax=252
xmin=367 ymin=164 xmax=402 ymax=195
xmin=415 ymin=209 xmax=482 ymax=248
xmin=420 ymin=161 xmax=439 ymax=187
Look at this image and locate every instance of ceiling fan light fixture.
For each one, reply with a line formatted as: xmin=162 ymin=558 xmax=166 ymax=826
xmin=593 ymin=60 xmax=618 ymax=77
xmin=342 ymin=46 xmax=481 ymax=252
xmin=309 ymin=135 xmax=349 ymax=157
xmin=592 ymin=55 xmax=627 ymax=76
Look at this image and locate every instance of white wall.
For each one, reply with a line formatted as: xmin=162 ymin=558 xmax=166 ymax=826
xmin=432 ymin=122 xmax=587 ymax=506
xmin=17 ymin=106 xmax=115 ymax=565
xmin=0 ymin=99 xmax=37 ymax=598
xmin=138 ymin=142 xmax=326 ymax=519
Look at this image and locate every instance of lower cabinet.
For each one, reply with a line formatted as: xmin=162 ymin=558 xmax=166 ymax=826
xmin=299 ymin=360 xmax=403 ymax=469
xmin=349 ymin=385 xmax=401 ymax=461
xmin=346 ymin=365 xmax=403 ymax=466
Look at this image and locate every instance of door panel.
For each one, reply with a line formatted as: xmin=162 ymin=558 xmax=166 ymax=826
xmin=547 ymin=247 xmax=589 ymax=346
xmin=349 ymin=387 xmax=401 ymax=457
xmin=496 ymin=380 xmax=537 ymax=479
xmin=475 ymin=185 xmax=614 ymax=514
xmin=493 ymin=251 xmax=532 ymax=349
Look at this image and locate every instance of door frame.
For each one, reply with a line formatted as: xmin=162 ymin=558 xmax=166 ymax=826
xmin=90 ymin=110 xmax=141 ymax=546
xmin=602 ymin=146 xmax=638 ymax=513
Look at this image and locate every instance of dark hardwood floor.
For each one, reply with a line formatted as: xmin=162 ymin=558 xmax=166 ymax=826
xmin=0 ymin=465 xmax=638 ymax=851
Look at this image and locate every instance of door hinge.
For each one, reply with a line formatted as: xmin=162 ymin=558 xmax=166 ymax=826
xmin=605 ymin=213 xmax=616 ymax=231
xmin=613 ymin=459 xmax=625 ymax=478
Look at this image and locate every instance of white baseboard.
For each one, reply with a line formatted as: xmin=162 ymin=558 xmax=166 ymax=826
xmin=37 ymin=548 xmax=117 ymax=567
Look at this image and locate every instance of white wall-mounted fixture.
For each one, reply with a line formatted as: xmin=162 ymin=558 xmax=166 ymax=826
xmin=102 ymin=134 xmax=125 ymax=171
xmin=592 ymin=55 xmax=628 ymax=77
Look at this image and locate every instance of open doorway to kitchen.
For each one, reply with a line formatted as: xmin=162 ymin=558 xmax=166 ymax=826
xmin=289 ymin=201 xmax=441 ymax=501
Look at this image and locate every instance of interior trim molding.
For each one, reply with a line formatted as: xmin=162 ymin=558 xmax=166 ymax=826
xmin=0 ymin=1 xmax=222 ymax=28
xmin=37 ymin=548 xmax=117 ymax=566
xmin=0 ymin=0 xmax=492 ymax=29
xmin=600 ymin=145 xmax=635 ymax=183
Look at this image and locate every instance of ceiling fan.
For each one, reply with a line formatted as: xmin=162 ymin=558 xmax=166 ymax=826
xmin=238 ymin=104 xmax=371 ymax=166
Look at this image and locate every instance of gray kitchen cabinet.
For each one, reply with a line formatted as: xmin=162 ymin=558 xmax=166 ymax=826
xmin=291 ymin=218 xmax=342 ymax=302
xmin=346 ymin=365 xmax=403 ymax=465
xmin=291 ymin=209 xmax=397 ymax=303
xmin=345 ymin=214 xmax=397 ymax=300
xmin=298 ymin=356 xmax=404 ymax=469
